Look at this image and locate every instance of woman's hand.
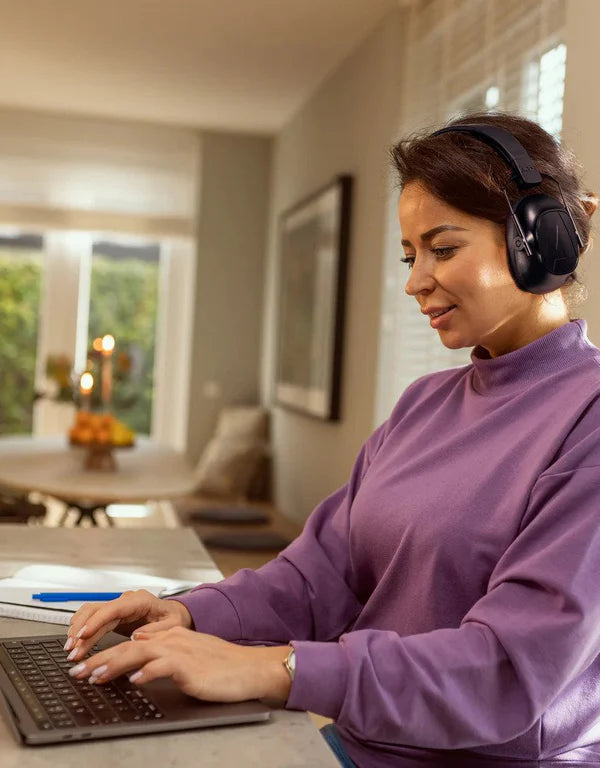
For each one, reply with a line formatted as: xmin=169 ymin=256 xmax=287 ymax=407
xmin=64 ymin=589 xmax=192 ymax=662
xmin=68 ymin=627 xmax=292 ymax=703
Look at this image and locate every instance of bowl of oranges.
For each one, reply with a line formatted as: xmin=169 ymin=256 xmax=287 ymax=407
xmin=69 ymin=412 xmax=135 ymax=470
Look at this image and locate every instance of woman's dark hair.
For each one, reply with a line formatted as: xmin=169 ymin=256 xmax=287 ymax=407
xmin=390 ymin=111 xmax=598 ymax=314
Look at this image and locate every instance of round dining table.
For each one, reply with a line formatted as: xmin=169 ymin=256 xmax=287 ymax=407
xmin=0 ymin=435 xmax=198 ymax=525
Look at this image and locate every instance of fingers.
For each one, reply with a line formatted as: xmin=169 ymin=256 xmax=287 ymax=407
xmin=65 ymin=601 xmax=103 ymax=650
xmin=65 ymin=590 xmax=155 ymax=661
xmin=127 ymin=657 xmax=174 ymax=686
xmin=68 ymin=637 xmax=167 ymax=686
xmin=66 ymin=619 xmax=120 ymax=662
xmin=131 ymin=617 xmax=182 ymax=639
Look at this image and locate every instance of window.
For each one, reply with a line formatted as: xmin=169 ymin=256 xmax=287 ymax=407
xmin=0 ymin=234 xmax=43 ymax=435
xmin=524 ymin=43 xmax=567 ymax=138
xmin=0 ymin=229 xmax=193 ymax=449
xmin=87 ymin=240 xmax=161 ymax=435
xmin=0 ymin=108 xmax=198 ymax=448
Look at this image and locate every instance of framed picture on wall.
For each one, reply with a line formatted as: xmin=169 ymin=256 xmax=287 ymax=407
xmin=273 ymin=175 xmax=353 ymax=421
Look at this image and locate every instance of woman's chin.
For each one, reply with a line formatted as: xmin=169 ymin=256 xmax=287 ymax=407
xmin=437 ymin=331 xmax=470 ymax=350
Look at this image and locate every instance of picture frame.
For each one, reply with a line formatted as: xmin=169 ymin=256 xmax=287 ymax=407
xmin=273 ymin=175 xmax=352 ymax=421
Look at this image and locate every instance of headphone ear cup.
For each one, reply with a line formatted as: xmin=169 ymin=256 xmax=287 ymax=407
xmin=506 ymin=193 xmax=580 ymax=294
xmin=505 ymin=209 xmax=533 ymax=292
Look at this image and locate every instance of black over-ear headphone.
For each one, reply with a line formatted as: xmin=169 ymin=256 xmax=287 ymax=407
xmin=432 ymin=124 xmax=583 ymax=294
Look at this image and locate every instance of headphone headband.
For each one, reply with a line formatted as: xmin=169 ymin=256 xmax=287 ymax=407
xmin=432 ymin=124 xmax=543 ymax=188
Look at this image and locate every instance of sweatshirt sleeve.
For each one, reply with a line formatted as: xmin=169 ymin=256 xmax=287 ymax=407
xmin=169 ymin=421 xmax=388 ymax=643
xmin=286 ymin=463 xmax=600 ymax=749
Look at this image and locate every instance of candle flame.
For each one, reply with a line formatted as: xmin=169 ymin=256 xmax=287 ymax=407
xmin=80 ymin=372 xmax=94 ymax=393
xmin=101 ymin=334 xmax=115 ymax=353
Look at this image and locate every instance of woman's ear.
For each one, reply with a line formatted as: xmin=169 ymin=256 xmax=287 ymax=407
xmin=581 ymin=192 xmax=599 ymax=217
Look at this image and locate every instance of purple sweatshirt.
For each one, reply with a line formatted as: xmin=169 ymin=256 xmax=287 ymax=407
xmin=174 ymin=319 xmax=600 ymax=766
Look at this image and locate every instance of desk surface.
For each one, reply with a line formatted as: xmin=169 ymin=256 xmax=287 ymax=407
xmin=0 ymin=526 xmax=338 ymax=767
xmin=0 ymin=436 xmax=198 ymax=503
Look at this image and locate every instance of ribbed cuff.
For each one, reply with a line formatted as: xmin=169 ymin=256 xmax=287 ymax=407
xmin=285 ymin=640 xmax=347 ymax=720
xmin=166 ymin=586 xmax=242 ymax=639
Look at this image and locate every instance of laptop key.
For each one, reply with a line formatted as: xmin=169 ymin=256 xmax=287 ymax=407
xmin=2 ymin=639 xmax=167 ymax=732
xmin=46 ymin=705 xmax=66 ymax=715
xmin=54 ymin=720 xmax=75 ymax=729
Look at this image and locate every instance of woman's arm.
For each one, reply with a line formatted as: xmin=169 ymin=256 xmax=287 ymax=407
xmin=285 ymin=464 xmax=600 ymax=749
xmin=169 ymin=420 xmax=389 ymax=644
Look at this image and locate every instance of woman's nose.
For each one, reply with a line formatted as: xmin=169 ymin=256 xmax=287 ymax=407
xmin=405 ymin=258 xmax=435 ymax=296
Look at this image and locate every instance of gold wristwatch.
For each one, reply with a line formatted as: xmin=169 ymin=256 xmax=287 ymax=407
xmin=283 ymin=646 xmax=296 ymax=682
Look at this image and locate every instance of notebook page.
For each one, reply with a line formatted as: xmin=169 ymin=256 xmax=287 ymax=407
xmin=0 ymin=603 xmax=72 ymax=626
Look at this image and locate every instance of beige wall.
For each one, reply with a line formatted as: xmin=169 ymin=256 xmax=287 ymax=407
xmin=261 ymin=10 xmax=404 ymax=523
xmin=186 ymin=131 xmax=272 ymax=463
xmin=563 ymin=0 xmax=600 ymax=345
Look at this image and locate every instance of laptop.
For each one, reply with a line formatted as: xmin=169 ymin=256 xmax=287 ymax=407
xmin=0 ymin=633 xmax=270 ymax=745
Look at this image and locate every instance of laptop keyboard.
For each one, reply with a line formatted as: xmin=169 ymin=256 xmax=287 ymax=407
xmin=1 ymin=638 xmax=164 ymax=731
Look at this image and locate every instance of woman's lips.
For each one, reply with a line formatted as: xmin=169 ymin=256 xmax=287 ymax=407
xmin=429 ymin=305 xmax=457 ymax=329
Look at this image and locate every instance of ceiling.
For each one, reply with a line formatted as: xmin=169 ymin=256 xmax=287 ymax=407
xmin=0 ymin=0 xmax=400 ymax=135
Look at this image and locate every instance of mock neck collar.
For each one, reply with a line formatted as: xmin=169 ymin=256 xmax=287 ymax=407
xmin=470 ymin=319 xmax=592 ymax=394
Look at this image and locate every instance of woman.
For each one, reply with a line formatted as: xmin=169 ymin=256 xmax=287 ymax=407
xmin=65 ymin=113 xmax=600 ymax=767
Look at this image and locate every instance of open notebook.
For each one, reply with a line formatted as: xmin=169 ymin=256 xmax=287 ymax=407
xmin=0 ymin=564 xmax=212 ymax=625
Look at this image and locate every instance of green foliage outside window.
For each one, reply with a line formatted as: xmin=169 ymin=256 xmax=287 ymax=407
xmin=87 ymin=250 xmax=159 ymax=435
xmin=0 ymin=248 xmax=42 ymax=435
xmin=0 ymin=242 xmax=159 ymax=437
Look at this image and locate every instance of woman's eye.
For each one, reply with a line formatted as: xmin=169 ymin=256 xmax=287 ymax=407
xmin=432 ymin=246 xmax=456 ymax=258
xmin=400 ymin=246 xmax=457 ymax=269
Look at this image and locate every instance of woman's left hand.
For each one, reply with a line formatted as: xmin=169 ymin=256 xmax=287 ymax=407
xmin=68 ymin=626 xmax=292 ymax=702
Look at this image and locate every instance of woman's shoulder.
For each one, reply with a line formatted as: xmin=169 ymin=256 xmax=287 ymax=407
xmin=388 ymin=363 xmax=472 ymax=416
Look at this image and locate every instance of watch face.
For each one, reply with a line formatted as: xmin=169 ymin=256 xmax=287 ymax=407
xmin=289 ymin=649 xmax=296 ymax=671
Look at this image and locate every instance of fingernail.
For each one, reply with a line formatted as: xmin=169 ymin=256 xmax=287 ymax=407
xmin=67 ymin=648 xmax=78 ymax=661
xmin=69 ymin=662 xmax=87 ymax=677
xmin=91 ymin=664 xmax=107 ymax=678
xmin=128 ymin=670 xmax=143 ymax=683
xmin=64 ymin=637 xmax=73 ymax=652
xmin=130 ymin=633 xmax=138 ymax=641
xmin=75 ymin=625 xmax=87 ymax=639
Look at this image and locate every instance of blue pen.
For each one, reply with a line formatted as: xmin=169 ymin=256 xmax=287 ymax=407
xmin=31 ymin=592 xmax=123 ymax=602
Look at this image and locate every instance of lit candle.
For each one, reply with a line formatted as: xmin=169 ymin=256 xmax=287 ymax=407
xmin=101 ymin=334 xmax=115 ymax=411
xmin=79 ymin=372 xmax=94 ymax=411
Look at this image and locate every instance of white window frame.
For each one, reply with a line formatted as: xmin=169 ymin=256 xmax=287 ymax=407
xmin=29 ymin=229 xmax=194 ymax=450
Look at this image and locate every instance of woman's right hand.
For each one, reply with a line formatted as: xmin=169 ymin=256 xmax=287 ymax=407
xmin=64 ymin=590 xmax=193 ymax=662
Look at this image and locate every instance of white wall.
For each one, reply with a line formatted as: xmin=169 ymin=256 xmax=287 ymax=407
xmin=563 ymin=0 xmax=600 ymax=345
xmin=186 ymin=131 xmax=272 ymax=463
xmin=261 ymin=10 xmax=405 ymax=522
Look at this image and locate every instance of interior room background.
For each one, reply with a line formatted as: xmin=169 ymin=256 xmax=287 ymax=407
xmin=0 ymin=0 xmax=598 ymax=524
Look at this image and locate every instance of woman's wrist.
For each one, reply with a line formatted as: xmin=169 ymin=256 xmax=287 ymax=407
xmin=169 ymin=599 xmax=194 ymax=629
xmin=257 ymin=645 xmax=293 ymax=701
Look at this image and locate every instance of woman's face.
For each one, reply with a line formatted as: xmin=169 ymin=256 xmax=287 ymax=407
xmin=398 ymin=181 xmax=567 ymax=358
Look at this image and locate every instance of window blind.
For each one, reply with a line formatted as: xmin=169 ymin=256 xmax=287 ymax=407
xmin=0 ymin=107 xmax=200 ymax=236
xmin=375 ymin=0 xmax=566 ymax=425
